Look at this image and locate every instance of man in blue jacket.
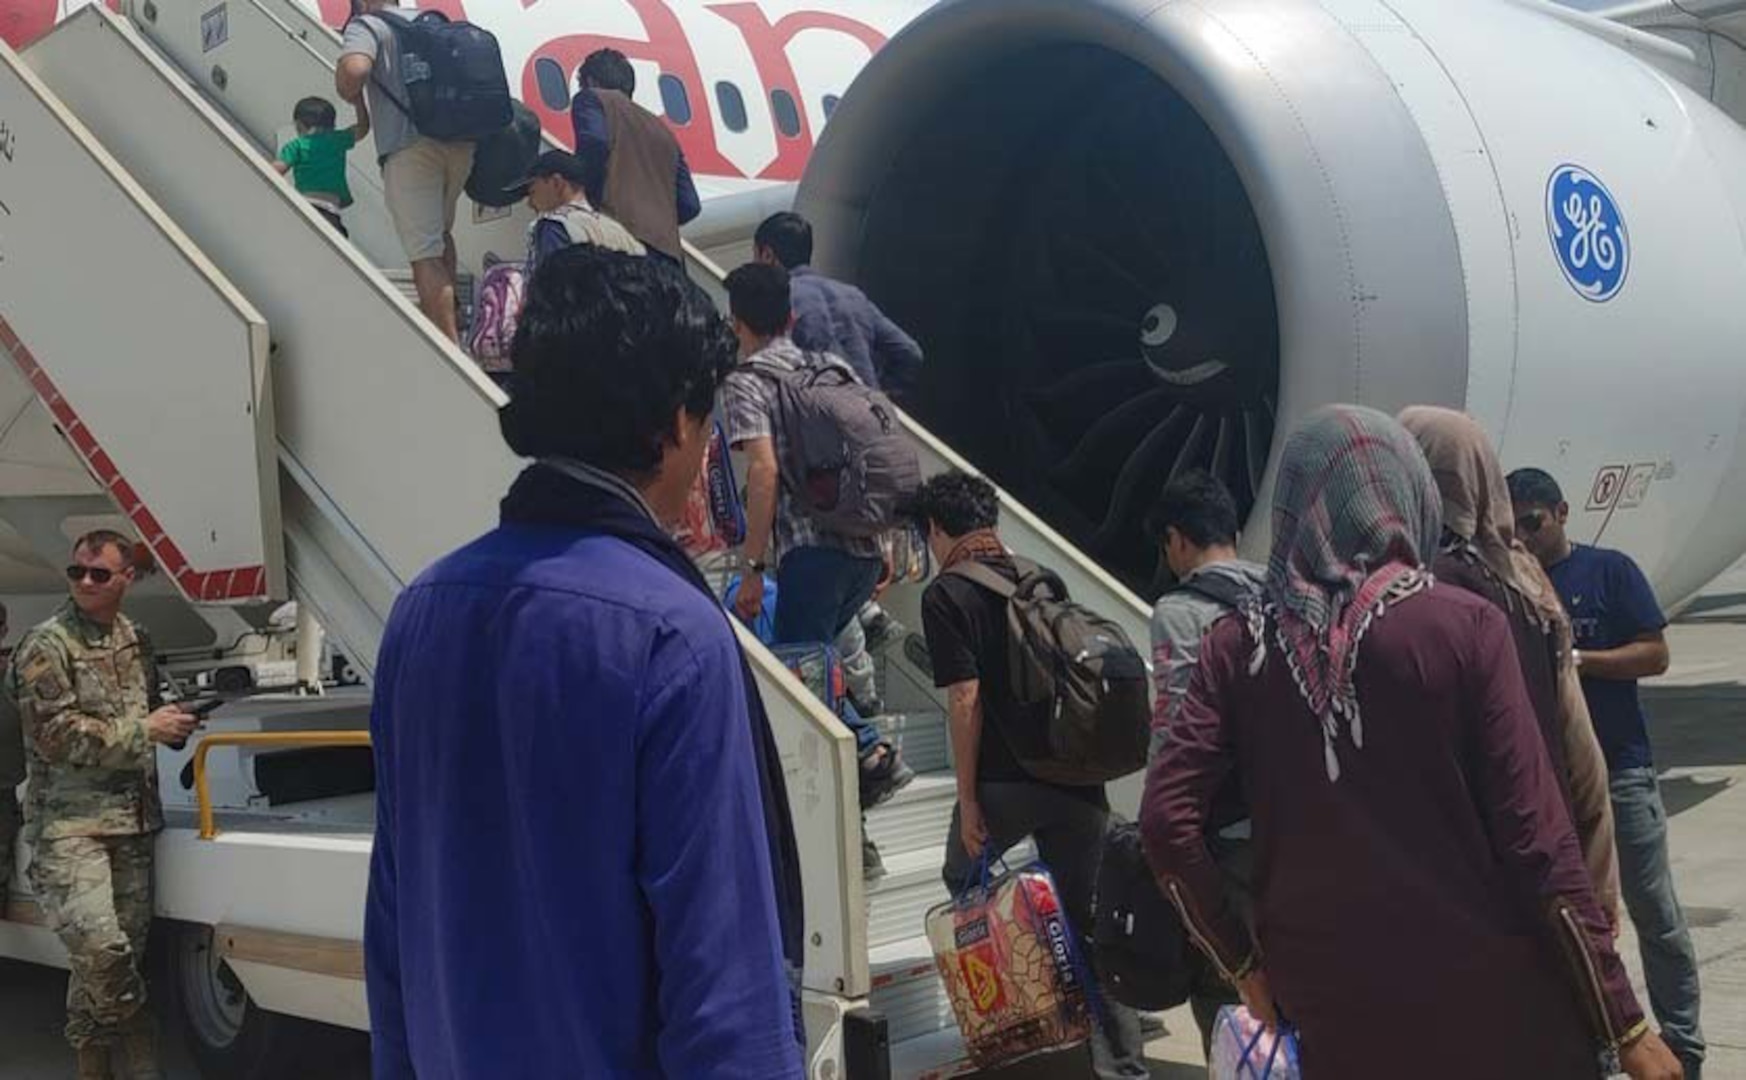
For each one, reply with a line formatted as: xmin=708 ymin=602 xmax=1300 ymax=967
xmin=366 ymin=246 xmax=805 ymax=1079
xmin=754 ymin=211 xmax=924 ymax=403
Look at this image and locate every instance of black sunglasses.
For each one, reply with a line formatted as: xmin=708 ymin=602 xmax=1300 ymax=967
xmin=65 ymin=565 xmax=116 ymax=585
xmin=1515 ymin=511 xmax=1549 ymax=536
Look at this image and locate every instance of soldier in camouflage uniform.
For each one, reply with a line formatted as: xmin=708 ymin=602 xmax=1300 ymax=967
xmin=10 ymin=531 xmax=200 ymax=1080
xmin=0 ymin=603 xmax=22 ymax=900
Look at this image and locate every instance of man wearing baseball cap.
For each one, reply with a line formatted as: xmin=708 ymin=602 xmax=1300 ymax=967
xmin=522 ymin=150 xmax=646 ymax=271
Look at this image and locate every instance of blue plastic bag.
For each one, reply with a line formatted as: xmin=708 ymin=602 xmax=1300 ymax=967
xmin=723 ymin=574 xmax=778 ymax=644
xmin=1209 ymin=1005 xmax=1301 ymax=1080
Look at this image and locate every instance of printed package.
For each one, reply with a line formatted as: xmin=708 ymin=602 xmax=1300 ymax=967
xmin=924 ymin=864 xmax=1092 ymax=1070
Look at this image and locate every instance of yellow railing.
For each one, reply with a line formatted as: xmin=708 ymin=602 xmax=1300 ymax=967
xmin=193 ymin=731 xmax=372 ymax=839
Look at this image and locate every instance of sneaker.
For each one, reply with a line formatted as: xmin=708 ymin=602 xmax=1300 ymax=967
xmin=859 ymin=744 xmax=916 ymax=810
xmin=848 ymin=691 xmax=887 ymax=718
xmin=861 ymin=607 xmax=906 ymax=655
xmin=862 ymin=835 xmax=887 ymax=880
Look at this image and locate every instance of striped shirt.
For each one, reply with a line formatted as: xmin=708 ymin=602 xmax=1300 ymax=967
xmin=718 ymin=337 xmax=883 ymax=562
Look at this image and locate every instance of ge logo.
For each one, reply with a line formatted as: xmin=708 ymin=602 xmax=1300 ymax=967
xmin=1547 ymin=165 xmax=1630 ymax=303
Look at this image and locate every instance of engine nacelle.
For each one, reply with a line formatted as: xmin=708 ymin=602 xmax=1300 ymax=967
xmin=798 ymin=0 xmax=1746 ymax=605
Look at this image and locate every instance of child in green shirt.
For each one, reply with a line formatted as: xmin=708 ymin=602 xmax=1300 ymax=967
xmin=273 ymin=96 xmax=369 ymax=237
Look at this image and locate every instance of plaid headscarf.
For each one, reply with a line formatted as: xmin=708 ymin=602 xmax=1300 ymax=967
xmin=1256 ymin=405 xmax=1442 ymax=781
xmin=1398 ymin=406 xmax=1566 ymax=636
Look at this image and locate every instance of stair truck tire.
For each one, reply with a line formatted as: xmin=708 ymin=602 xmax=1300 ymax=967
xmin=166 ymin=921 xmax=362 ymax=1079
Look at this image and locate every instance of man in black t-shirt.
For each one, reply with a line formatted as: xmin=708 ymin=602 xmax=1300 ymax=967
xmin=906 ymin=473 xmax=1147 ymax=1080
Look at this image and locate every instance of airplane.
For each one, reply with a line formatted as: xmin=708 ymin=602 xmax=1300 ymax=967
xmin=0 ymin=0 xmax=936 ymax=203
xmin=7 ymin=3 xmax=1746 ymax=1079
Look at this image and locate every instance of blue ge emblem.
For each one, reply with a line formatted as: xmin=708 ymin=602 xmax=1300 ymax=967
xmin=1546 ymin=165 xmax=1630 ymax=302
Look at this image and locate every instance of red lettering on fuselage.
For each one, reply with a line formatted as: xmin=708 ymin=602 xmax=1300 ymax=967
xmin=705 ymin=3 xmax=885 ymax=179
xmin=520 ymin=0 xmax=738 ymax=175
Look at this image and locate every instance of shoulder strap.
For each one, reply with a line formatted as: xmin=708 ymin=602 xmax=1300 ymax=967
xmin=1170 ymin=572 xmax=1256 ymax=612
xmin=945 ymin=560 xmax=1015 ymax=598
xmin=357 ymin=15 xmax=417 ymax=123
xmin=945 ymin=557 xmax=1039 ymax=600
xmin=743 ymin=359 xmax=797 ymax=385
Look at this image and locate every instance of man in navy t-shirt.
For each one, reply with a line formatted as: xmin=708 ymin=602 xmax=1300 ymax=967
xmin=1509 ymin=468 xmax=1705 ymax=1078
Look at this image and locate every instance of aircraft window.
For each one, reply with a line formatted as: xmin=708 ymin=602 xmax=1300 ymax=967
xmin=534 ymin=58 xmax=570 ymax=112
xmin=716 ymin=81 xmax=749 ymax=134
xmin=659 ymin=74 xmax=693 ymax=125
xmin=771 ymin=89 xmax=802 ymax=138
xmin=823 ymin=94 xmax=841 ymax=119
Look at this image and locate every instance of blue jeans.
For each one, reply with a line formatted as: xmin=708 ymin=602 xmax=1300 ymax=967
xmin=775 ymin=546 xmax=884 ymax=756
xmin=1611 ymin=768 xmax=1705 ymax=1072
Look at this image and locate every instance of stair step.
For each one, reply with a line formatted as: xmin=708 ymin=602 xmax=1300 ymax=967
xmin=867 ymin=847 xmax=947 ymax=951
xmin=889 ymin=1026 xmax=974 ymax=1080
xmin=864 ymin=772 xmax=957 ymax=860
xmin=381 ymin=269 xmax=476 ymax=332
xmin=871 ymin=710 xmax=948 ymax=774
xmin=866 ymin=839 xmax=1036 ymax=952
xmin=869 ymin=935 xmax=956 ymax=1046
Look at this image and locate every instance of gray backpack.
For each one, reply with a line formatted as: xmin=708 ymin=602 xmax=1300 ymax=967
xmin=747 ymin=357 xmax=920 ymax=538
xmin=947 ymin=558 xmax=1151 ymax=786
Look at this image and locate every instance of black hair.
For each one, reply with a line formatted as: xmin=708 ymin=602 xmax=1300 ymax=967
xmin=500 ymin=246 xmax=736 ymax=477
xmin=900 ymin=472 xmax=999 ymax=538
xmin=1506 ymin=467 xmax=1565 ymax=510
xmin=725 ymin=263 xmax=791 ymax=338
xmin=1144 ymin=470 xmax=1239 ymax=548
xmin=293 ymin=96 xmax=337 ymax=131
xmin=578 ymin=49 xmax=636 ymax=95
xmin=753 ymin=212 xmax=813 ymax=269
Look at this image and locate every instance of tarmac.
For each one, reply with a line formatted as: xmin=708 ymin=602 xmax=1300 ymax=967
xmin=1 ymin=565 xmax=1744 ymax=1079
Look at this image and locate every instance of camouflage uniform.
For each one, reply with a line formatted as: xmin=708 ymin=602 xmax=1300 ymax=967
xmin=0 ymin=681 xmax=24 ymax=897
xmin=9 ymin=602 xmax=161 ymax=1050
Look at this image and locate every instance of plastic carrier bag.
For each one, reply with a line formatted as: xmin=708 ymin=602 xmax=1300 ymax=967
xmin=924 ymin=858 xmax=1093 ymax=1071
xmin=676 ymin=422 xmax=744 ymax=558
xmin=1209 ymin=1006 xmax=1302 ymax=1080
xmin=768 ymin=642 xmax=845 ymax=717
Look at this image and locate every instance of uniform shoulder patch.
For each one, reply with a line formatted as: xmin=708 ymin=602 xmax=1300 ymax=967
xmin=15 ymin=640 xmax=69 ymax=703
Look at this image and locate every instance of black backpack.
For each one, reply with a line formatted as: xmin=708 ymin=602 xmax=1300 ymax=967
xmin=1093 ymin=821 xmax=1194 ymax=1011
xmin=358 ymin=11 xmax=512 ymax=142
xmin=465 ymin=101 xmax=542 ymax=207
xmin=946 ymin=558 xmax=1150 ymax=786
xmin=746 ymin=357 xmax=920 ymax=538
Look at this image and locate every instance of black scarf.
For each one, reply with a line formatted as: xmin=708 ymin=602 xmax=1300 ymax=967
xmin=500 ymin=460 xmax=806 ymax=1038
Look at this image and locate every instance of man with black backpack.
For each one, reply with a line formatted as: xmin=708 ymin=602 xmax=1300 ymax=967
xmin=903 ymin=472 xmax=1149 ymax=1080
xmin=719 ymin=263 xmax=917 ymax=875
xmin=338 ymin=0 xmax=510 ymax=343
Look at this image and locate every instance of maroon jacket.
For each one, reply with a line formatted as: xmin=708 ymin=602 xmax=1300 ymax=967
xmin=1141 ymin=585 xmax=1643 ymax=1078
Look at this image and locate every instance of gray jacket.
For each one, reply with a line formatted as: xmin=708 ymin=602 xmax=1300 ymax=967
xmin=1147 ymin=559 xmax=1266 ymax=761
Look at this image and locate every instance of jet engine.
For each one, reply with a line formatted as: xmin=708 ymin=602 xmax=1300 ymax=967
xmin=798 ymin=0 xmax=1746 ymax=604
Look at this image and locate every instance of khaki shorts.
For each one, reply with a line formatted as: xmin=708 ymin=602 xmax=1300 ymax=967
xmin=382 ymin=137 xmax=475 ymax=263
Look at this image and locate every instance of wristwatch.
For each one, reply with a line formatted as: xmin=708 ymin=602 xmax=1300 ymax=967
xmin=747 ymin=558 xmax=768 ymax=575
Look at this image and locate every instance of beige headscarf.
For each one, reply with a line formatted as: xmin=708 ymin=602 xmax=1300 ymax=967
xmin=1397 ymin=406 xmax=1566 ymax=637
xmin=1398 ymin=406 xmax=1621 ymax=928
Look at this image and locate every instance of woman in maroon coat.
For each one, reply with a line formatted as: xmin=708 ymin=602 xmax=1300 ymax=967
xmin=1140 ymin=406 xmax=1679 ymax=1079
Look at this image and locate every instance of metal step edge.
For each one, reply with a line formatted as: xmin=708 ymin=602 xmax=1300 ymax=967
xmin=870 ymin=711 xmax=949 ymax=774
xmin=889 ymin=1026 xmax=974 ymax=1080
xmin=865 ymin=772 xmax=958 ymax=858
xmin=866 ymin=839 xmax=1036 ymax=952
